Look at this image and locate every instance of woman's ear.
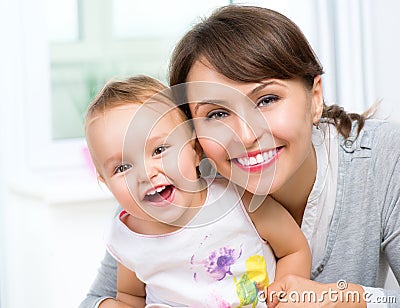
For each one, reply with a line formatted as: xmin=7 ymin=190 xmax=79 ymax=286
xmin=311 ymin=75 xmax=324 ymax=124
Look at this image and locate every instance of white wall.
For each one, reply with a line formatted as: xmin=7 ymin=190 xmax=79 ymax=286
xmin=2 ymin=192 xmax=117 ymax=308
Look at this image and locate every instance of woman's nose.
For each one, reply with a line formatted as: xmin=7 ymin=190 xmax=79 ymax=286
xmin=233 ymin=118 xmax=259 ymax=148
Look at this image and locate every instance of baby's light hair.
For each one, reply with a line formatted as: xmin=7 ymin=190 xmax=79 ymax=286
xmin=86 ymin=75 xmax=168 ymax=121
xmin=85 ymin=75 xmax=190 ymax=129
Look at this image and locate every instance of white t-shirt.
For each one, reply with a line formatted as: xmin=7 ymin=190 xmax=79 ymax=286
xmin=105 ymin=178 xmax=276 ymax=307
xmin=302 ymin=123 xmax=338 ymax=267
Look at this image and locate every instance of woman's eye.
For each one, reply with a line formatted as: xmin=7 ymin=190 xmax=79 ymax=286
xmin=153 ymin=145 xmax=167 ymax=156
xmin=257 ymin=95 xmax=278 ymax=107
xmin=115 ymin=163 xmax=132 ymax=174
xmin=207 ymin=110 xmax=228 ymax=120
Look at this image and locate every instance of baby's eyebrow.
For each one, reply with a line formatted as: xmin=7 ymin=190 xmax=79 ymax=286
xmin=145 ymin=132 xmax=169 ymax=147
xmin=103 ymin=154 xmax=122 ymax=169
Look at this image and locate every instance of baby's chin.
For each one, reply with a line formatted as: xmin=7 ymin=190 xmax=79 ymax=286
xmin=145 ymin=206 xmax=192 ymax=228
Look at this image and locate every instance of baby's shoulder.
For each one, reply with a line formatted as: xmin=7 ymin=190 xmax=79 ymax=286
xmin=203 ymin=176 xmax=230 ymax=190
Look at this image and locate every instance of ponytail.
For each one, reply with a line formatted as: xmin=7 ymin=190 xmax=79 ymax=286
xmin=321 ymin=102 xmax=379 ymax=138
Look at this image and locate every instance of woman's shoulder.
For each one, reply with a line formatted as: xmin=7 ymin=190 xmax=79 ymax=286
xmin=339 ymin=119 xmax=400 ymax=154
xmin=337 ymin=119 xmax=400 ymax=209
xmin=362 ymin=118 xmax=400 ymax=134
xmin=336 ymin=119 xmax=400 ymax=182
xmin=360 ymin=119 xmax=400 ymax=150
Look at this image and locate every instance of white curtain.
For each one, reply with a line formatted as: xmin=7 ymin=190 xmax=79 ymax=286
xmin=0 ymin=0 xmax=23 ymax=302
xmin=0 ymin=0 xmax=39 ymax=305
xmin=315 ymin=0 xmax=375 ymax=112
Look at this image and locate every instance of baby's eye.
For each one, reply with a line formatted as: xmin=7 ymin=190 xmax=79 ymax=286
xmin=257 ymin=95 xmax=279 ymax=107
xmin=115 ymin=163 xmax=132 ymax=174
xmin=207 ymin=110 xmax=228 ymax=120
xmin=153 ymin=145 xmax=167 ymax=157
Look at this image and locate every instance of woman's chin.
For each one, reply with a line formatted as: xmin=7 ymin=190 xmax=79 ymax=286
xmin=232 ymin=176 xmax=275 ymax=196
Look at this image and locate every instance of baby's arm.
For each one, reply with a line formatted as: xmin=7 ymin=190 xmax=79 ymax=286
xmin=249 ymin=197 xmax=311 ymax=307
xmin=116 ymin=262 xmax=146 ymax=307
xmin=249 ymin=196 xmax=311 ymax=278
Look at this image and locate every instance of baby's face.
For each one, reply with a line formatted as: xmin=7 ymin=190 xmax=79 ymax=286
xmin=86 ymin=102 xmax=204 ymax=226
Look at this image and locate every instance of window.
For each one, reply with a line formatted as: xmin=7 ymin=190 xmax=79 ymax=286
xmin=48 ymin=0 xmax=228 ymax=140
xmin=38 ymin=0 xmax=228 ymax=171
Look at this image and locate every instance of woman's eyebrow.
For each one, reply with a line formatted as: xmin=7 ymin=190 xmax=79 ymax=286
xmin=193 ymin=100 xmax=228 ymax=114
xmin=192 ymin=80 xmax=286 ymax=114
xmin=247 ymin=80 xmax=282 ymax=96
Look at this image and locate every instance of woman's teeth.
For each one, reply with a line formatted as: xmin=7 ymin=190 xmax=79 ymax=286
xmin=236 ymin=149 xmax=277 ymax=166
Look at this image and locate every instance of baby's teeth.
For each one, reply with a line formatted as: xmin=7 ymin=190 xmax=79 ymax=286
xmin=146 ymin=186 xmax=166 ymax=196
xmin=156 ymin=186 xmax=165 ymax=193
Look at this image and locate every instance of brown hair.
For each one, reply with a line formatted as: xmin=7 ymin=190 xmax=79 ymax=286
xmin=169 ymin=5 xmax=368 ymax=138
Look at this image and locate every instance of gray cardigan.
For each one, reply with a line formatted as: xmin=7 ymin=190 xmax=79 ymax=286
xmin=311 ymin=119 xmax=400 ymax=305
xmin=79 ymin=119 xmax=400 ymax=308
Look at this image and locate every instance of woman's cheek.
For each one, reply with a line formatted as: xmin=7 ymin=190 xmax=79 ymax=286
xmin=198 ymin=138 xmax=227 ymax=164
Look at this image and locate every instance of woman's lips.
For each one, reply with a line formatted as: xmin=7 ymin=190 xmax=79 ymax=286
xmin=233 ymin=147 xmax=282 ymax=172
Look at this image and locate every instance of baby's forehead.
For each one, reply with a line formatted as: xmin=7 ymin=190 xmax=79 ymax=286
xmin=162 ymin=106 xmax=188 ymax=124
xmin=112 ymin=100 xmax=191 ymax=140
xmin=150 ymin=107 xmax=192 ymax=136
xmin=119 ymin=105 xmax=193 ymax=161
xmin=142 ymin=97 xmax=188 ymax=123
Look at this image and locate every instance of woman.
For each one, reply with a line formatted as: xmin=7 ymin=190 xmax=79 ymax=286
xmin=80 ymin=5 xmax=400 ymax=308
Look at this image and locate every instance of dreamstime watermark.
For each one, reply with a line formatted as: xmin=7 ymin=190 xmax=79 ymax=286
xmin=258 ymin=279 xmax=397 ymax=304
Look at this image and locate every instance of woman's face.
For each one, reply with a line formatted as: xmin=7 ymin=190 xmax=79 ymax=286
xmin=186 ymin=59 xmax=323 ymax=195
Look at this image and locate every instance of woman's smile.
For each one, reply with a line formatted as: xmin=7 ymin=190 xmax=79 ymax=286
xmin=233 ymin=146 xmax=283 ymax=172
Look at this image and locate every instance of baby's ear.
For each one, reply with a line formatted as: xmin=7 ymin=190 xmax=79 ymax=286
xmin=97 ymin=173 xmax=105 ymax=183
xmin=189 ymin=130 xmax=203 ymax=163
xmin=194 ymin=140 xmax=203 ymax=165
